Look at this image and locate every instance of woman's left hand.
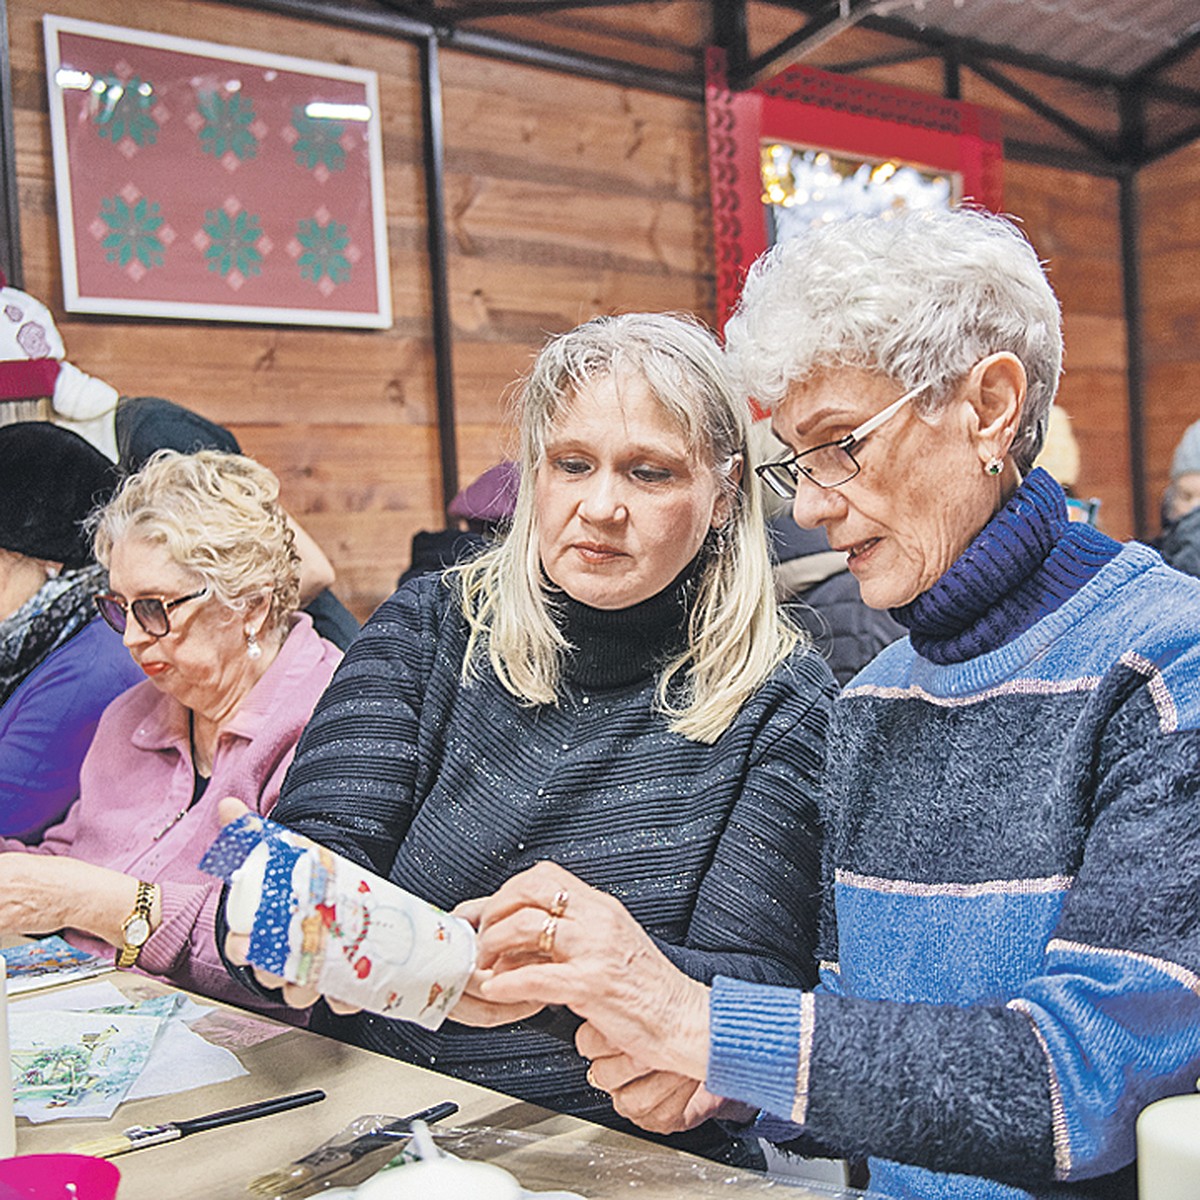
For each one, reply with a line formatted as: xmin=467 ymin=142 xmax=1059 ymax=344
xmin=576 ymin=1021 xmax=753 ymax=1134
xmin=0 ymin=853 xmax=143 ymax=946
xmin=473 ymin=861 xmax=711 ymax=1080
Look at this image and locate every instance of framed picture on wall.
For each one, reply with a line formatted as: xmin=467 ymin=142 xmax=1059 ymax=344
xmin=43 ymin=16 xmax=392 ymax=328
xmin=706 ymin=48 xmax=1004 ymax=332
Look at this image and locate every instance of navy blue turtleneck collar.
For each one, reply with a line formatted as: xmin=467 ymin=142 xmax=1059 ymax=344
xmin=891 ymin=468 xmax=1122 ymax=665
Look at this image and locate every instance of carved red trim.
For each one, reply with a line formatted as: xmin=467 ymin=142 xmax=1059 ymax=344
xmin=705 ymin=47 xmax=1005 ymax=331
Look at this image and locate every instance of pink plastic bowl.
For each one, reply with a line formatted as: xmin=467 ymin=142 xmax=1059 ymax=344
xmin=0 ymin=1155 xmax=121 ymax=1200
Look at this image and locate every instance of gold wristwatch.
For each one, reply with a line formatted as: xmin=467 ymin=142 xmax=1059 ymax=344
xmin=117 ymin=881 xmax=157 ymax=968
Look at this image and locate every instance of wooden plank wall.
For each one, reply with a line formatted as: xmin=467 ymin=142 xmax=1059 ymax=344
xmin=7 ymin=0 xmax=712 ymax=621
xmin=9 ymin=0 xmax=442 ymax=621
xmin=1006 ymin=165 xmax=1133 ymax=542
xmin=8 ymin=0 xmax=1180 ymax=623
xmin=1139 ymin=139 xmax=1200 ymax=535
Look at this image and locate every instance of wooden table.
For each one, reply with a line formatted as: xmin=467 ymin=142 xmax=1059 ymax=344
xmin=11 ymin=973 xmax=836 ymax=1198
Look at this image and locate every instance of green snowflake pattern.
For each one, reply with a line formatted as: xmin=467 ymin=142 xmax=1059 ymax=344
xmin=203 ymin=209 xmax=264 ymax=277
xmin=291 ymin=107 xmax=346 ymax=172
xmin=93 ymin=76 xmax=158 ymax=146
xmin=100 ymin=196 xmax=165 ymax=270
xmin=296 ymin=219 xmax=351 ymax=284
xmin=198 ymin=91 xmax=259 ymax=160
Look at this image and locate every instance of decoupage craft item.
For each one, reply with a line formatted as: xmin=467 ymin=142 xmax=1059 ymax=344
xmin=199 ymin=814 xmax=476 ymax=1030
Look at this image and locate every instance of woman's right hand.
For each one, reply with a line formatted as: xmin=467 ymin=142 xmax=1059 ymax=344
xmin=218 ymin=797 xmax=361 ymax=1015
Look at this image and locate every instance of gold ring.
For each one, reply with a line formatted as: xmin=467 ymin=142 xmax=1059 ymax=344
xmin=549 ymin=888 xmax=570 ymax=918
xmin=586 ymin=1063 xmax=598 ymax=1089
xmin=537 ymin=914 xmax=558 ymax=956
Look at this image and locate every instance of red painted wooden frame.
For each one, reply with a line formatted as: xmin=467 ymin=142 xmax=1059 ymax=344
xmin=706 ymin=47 xmax=1004 ymax=330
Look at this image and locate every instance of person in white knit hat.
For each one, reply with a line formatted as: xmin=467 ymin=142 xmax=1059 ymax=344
xmin=0 ymin=271 xmax=119 ymax=459
xmin=1164 ymin=419 xmax=1200 ymax=525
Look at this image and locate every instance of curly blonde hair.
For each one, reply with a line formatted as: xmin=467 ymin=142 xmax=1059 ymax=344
xmin=91 ymin=450 xmax=300 ymax=639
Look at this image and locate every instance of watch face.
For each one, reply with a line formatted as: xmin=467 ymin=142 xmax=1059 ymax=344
xmin=124 ymin=915 xmax=151 ymax=946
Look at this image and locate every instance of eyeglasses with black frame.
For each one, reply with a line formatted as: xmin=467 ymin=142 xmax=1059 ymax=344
xmin=755 ymin=380 xmax=932 ymax=499
xmin=93 ymin=588 xmax=209 ymax=638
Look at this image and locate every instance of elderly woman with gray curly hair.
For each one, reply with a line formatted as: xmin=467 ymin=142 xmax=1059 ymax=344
xmin=0 ymin=450 xmax=340 ymax=1006
xmin=473 ymin=208 xmax=1200 ymax=1200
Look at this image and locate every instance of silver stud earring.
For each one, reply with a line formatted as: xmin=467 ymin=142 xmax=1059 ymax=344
xmin=985 ymin=457 xmax=1004 ymax=476
xmin=245 ymin=628 xmax=262 ymax=660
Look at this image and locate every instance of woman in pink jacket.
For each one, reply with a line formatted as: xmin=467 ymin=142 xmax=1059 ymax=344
xmin=0 ymin=449 xmax=341 ymax=1006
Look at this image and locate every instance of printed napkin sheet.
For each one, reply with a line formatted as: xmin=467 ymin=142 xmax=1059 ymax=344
xmin=200 ymin=814 xmax=475 ymax=1030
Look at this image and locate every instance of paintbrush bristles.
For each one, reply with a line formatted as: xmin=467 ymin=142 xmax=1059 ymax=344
xmin=66 ymin=1135 xmax=135 ymax=1159
xmin=245 ymin=1164 xmax=319 ymax=1197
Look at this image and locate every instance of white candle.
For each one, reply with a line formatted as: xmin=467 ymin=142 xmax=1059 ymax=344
xmin=0 ymin=959 xmax=14 ymax=1158
xmin=1137 ymin=1092 xmax=1200 ymax=1200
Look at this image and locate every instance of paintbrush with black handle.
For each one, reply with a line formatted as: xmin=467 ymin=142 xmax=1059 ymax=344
xmin=71 ymin=1089 xmax=326 ymax=1159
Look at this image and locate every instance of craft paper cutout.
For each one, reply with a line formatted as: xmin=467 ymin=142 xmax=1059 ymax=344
xmin=9 ymin=990 xmax=247 ymax=1116
xmin=200 ymin=814 xmax=476 ymax=1030
xmin=1 ymin=936 xmax=113 ymax=994
xmin=10 ymin=1009 xmax=164 ymax=1122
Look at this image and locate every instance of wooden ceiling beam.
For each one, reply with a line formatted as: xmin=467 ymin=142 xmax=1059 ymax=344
xmin=860 ymin=13 xmax=1124 ymax=90
xmin=212 ymin=0 xmax=702 ymax=96
xmin=1130 ymin=24 xmax=1200 ymax=86
xmin=426 ymin=0 xmax=664 ymax=21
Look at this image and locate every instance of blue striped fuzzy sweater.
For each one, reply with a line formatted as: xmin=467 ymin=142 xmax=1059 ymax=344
xmin=708 ymin=470 xmax=1200 ymax=1199
xmin=268 ymin=563 xmax=833 ymax=1163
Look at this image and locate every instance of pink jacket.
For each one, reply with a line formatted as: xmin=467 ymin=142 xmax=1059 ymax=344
xmin=4 ymin=614 xmax=341 ymax=1009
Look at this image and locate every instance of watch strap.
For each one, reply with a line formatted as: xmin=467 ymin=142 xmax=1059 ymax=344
xmin=117 ymin=880 xmax=157 ymax=969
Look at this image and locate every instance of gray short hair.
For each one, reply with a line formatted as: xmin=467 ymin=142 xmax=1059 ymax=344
xmin=724 ymin=207 xmax=1063 ymax=473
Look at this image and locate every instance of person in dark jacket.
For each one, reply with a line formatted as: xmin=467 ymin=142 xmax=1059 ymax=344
xmin=114 ymin=397 xmax=360 ymax=649
xmin=396 ymin=460 xmax=518 ymax=587
xmin=1158 ymin=418 xmax=1200 ymax=579
xmin=768 ymin=511 xmax=903 ymax=685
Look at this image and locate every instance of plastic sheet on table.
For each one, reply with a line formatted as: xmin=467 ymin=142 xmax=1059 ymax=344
xmin=417 ymin=1125 xmax=874 ymax=1198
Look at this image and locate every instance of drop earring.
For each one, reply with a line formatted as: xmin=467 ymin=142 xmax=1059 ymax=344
xmin=985 ymin=457 xmax=1004 ymax=477
xmin=245 ymin=627 xmax=262 ymax=660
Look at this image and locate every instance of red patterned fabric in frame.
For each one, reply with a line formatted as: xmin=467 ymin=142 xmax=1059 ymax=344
xmin=705 ymin=47 xmax=1004 ymax=334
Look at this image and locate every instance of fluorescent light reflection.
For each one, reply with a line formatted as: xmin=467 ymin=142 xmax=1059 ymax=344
xmin=304 ymin=101 xmax=371 ymax=122
xmin=55 ymin=68 xmax=93 ymax=90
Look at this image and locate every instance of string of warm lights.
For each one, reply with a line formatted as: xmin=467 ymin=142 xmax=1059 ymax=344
xmin=761 ymin=142 xmax=953 ymax=235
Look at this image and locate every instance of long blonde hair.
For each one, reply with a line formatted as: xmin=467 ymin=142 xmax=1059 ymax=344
xmin=450 ymin=313 xmax=801 ymax=744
